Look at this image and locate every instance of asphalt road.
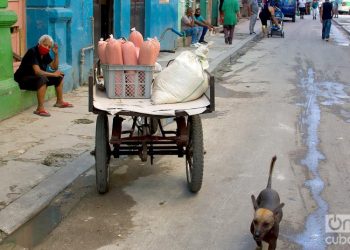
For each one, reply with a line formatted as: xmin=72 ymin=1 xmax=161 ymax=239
xmin=3 ymin=16 xmax=350 ymax=250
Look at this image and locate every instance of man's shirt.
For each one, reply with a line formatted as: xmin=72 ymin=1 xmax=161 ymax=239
xmin=299 ymin=0 xmax=306 ymax=8
xmin=248 ymin=0 xmax=259 ymax=14
xmin=181 ymin=15 xmax=193 ymax=31
xmin=322 ymin=1 xmax=333 ymax=19
xmin=14 ymin=46 xmax=52 ymax=80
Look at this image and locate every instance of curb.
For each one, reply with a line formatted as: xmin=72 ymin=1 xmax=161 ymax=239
xmin=332 ymin=18 xmax=350 ymax=36
xmin=208 ymin=33 xmax=259 ymax=73
xmin=0 ymin=151 xmax=94 ymax=240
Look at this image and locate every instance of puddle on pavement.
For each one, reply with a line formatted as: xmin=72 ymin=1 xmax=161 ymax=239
xmin=291 ymin=68 xmax=350 ymax=249
xmin=0 ymin=172 xmax=94 ymax=249
xmin=72 ymin=118 xmax=94 ymax=124
xmin=331 ymin=25 xmax=350 ymax=46
xmin=0 ymin=206 xmax=62 ymax=249
xmin=0 ymin=157 xmax=165 ymax=249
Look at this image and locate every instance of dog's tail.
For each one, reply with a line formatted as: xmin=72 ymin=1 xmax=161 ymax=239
xmin=267 ymin=155 xmax=277 ymax=189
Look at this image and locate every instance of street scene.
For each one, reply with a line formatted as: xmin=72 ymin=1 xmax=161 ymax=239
xmin=1 ymin=0 xmax=350 ymax=250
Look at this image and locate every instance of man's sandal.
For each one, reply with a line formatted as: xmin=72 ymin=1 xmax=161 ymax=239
xmin=53 ymin=102 xmax=73 ymax=108
xmin=33 ymin=110 xmax=51 ymax=117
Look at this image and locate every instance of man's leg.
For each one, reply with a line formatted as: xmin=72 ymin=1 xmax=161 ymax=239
xmin=322 ymin=20 xmax=326 ymax=39
xmin=325 ymin=19 xmax=331 ymax=39
xmin=55 ymin=77 xmax=64 ymax=104
xmin=199 ymin=26 xmax=208 ymax=42
xmin=184 ymin=29 xmax=195 ymax=44
xmin=195 ymin=26 xmax=203 ymax=43
xmin=37 ymin=84 xmax=47 ymax=111
xmin=229 ymin=25 xmax=235 ymax=44
xmin=224 ymin=25 xmax=229 ymax=43
xmin=250 ymin=13 xmax=257 ymax=33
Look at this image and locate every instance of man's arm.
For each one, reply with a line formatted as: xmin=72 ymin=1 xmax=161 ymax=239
xmin=203 ymin=20 xmax=214 ymax=29
xmin=184 ymin=16 xmax=194 ymax=27
xmin=194 ymin=17 xmax=214 ymax=29
xmin=32 ymin=64 xmax=63 ymax=77
xmin=32 ymin=44 xmax=63 ymax=77
xmin=194 ymin=19 xmax=206 ymax=27
xmin=49 ymin=44 xmax=59 ymax=70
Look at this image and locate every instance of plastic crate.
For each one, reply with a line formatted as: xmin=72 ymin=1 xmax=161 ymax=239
xmin=101 ymin=64 xmax=154 ymax=99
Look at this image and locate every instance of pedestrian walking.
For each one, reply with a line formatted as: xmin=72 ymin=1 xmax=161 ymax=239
xmin=333 ymin=0 xmax=340 ymax=18
xmin=311 ymin=0 xmax=319 ymax=19
xmin=222 ymin=0 xmax=241 ymax=44
xmin=248 ymin=0 xmax=260 ymax=34
xmin=299 ymin=0 xmax=306 ymax=19
xmin=320 ymin=0 xmax=334 ymax=41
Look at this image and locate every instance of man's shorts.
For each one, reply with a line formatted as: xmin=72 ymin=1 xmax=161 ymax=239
xmin=16 ymin=75 xmax=63 ymax=91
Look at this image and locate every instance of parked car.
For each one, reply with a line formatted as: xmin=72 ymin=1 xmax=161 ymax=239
xmin=338 ymin=0 xmax=350 ymax=14
xmin=278 ymin=0 xmax=297 ymax=22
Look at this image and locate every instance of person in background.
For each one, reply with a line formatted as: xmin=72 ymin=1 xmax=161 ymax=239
xmin=194 ymin=8 xmax=215 ymax=44
xmin=333 ymin=0 xmax=340 ymax=18
xmin=320 ymin=0 xmax=334 ymax=41
xmin=311 ymin=0 xmax=319 ymax=19
xmin=248 ymin=0 xmax=260 ymax=34
xmin=222 ymin=0 xmax=241 ymax=44
xmin=181 ymin=8 xmax=203 ymax=48
xmin=259 ymin=0 xmax=271 ymax=37
xmin=299 ymin=0 xmax=307 ymax=19
xmin=259 ymin=0 xmax=281 ymax=37
xmin=14 ymin=34 xmax=73 ymax=117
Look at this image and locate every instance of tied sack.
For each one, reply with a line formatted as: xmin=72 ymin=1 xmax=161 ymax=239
xmin=151 ymin=51 xmax=208 ymax=104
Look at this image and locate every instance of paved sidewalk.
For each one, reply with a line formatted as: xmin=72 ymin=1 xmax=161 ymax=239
xmin=333 ymin=15 xmax=350 ymax=35
xmin=0 ymin=18 xmax=258 ymax=240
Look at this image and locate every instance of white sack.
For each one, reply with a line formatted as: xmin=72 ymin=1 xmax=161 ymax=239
xmin=151 ymin=50 xmax=208 ymax=104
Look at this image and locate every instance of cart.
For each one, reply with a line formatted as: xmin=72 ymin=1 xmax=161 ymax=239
xmin=89 ymin=62 xmax=215 ymax=194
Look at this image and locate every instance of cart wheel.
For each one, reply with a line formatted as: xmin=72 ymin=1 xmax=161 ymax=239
xmin=95 ymin=113 xmax=111 ymax=194
xmin=186 ymin=115 xmax=204 ymax=193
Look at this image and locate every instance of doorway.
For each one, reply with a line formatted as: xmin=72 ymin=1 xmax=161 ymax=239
xmin=130 ymin=0 xmax=145 ymax=36
xmin=94 ymin=0 xmax=114 ymax=41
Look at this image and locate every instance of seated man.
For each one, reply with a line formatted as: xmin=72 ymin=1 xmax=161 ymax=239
xmin=194 ymin=8 xmax=215 ymax=44
xmin=181 ymin=8 xmax=203 ymax=48
xmin=14 ymin=35 xmax=73 ymax=117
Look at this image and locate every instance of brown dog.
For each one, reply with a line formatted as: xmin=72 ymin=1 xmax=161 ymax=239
xmin=250 ymin=156 xmax=284 ymax=250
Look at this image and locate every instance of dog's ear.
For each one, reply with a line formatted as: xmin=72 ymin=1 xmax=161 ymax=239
xmin=273 ymin=203 xmax=285 ymax=214
xmin=251 ymin=195 xmax=258 ymax=210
